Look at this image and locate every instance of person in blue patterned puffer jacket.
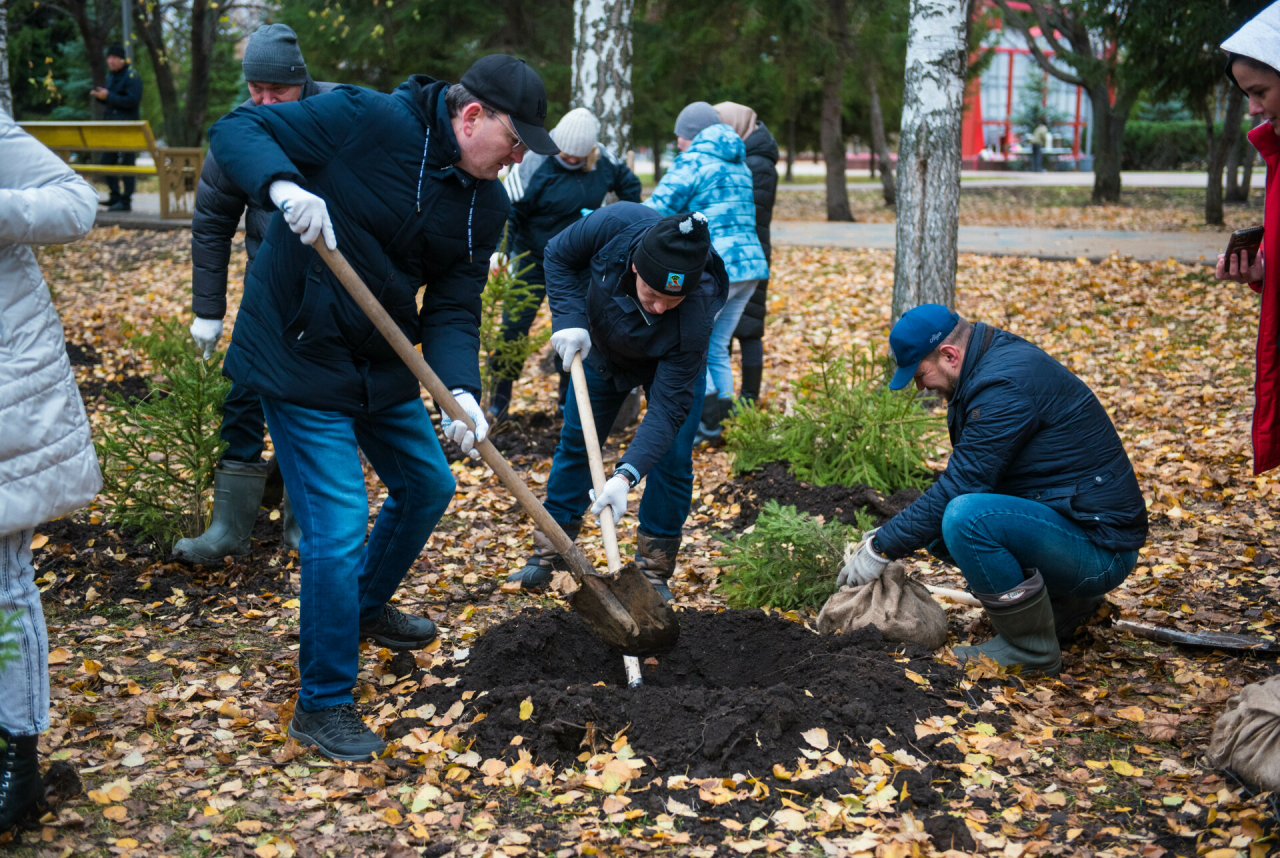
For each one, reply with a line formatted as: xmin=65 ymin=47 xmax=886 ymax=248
xmin=644 ymin=103 xmax=768 ymax=443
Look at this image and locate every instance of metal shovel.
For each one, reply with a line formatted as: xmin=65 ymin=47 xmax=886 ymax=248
xmin=315 ymin=243 xmax=680 ymax=655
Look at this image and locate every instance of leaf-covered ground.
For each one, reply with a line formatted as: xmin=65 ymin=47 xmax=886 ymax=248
xmin=774 ymin=186 xmax=1266 ymax=233
xmin=6 ymin=228 xmax=1279 ymax=858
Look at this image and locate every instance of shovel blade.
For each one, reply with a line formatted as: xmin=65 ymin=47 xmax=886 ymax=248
xmin=569 ymin=562 xmax=680 ymax=656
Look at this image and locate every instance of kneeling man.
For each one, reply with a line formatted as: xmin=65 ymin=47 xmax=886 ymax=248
xmin=839 ymin=305 xmax=1148 ymax=675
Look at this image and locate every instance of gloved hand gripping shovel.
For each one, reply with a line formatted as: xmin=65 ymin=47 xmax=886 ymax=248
xmin=569 ymin=352 xmax=670 ymax=682
xmin=314 ymin=243 xmax=679 ymax=655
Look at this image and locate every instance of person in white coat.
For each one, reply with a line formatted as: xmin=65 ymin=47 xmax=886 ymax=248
xmin=0 ymin=113 xmax=100 ymax=832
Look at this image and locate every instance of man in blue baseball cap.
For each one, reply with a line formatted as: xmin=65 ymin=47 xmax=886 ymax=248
xmin=838 ymin=304 xmax=1148 ymax=675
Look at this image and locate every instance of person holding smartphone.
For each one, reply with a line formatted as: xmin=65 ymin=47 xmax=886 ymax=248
xmin=1218 ymin=4 xmax=1280 ymax=474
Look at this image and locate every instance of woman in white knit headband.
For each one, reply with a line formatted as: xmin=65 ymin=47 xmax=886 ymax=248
xmin=491 ymin=108 xmax=644 ymax=422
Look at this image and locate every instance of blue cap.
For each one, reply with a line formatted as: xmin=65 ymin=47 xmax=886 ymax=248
xmin=888 ymin=304 xmax=960 ymax=390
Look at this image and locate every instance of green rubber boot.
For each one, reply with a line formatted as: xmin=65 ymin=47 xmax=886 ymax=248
xmin=173 ymin=461 xmax=268 ymax=564
xmin=953 ymin=571 xmax=1062 ymax=677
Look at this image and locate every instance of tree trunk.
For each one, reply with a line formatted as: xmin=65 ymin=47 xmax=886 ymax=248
xmin=58 ymin=0 xmax=117 ymax=115
xmin=1205 ymin=87 xmax=1244 ymax=226
xmin=1086 ymin=86 xmax=1133 ymax=204
xmin=134 ymin=1 xmax=183 ymax=145
xmin=821 ymin=0 xmax=851 ymax=221
xmin=868 ymin=77 xmax=896 ymax=206
xmin=786 ymin=118 xmax=796 ymax=182
xmin=0 ymin=0 xmax=12 ymax=118
xmin=652 ymin=134 xmax=662 ymax=183
xmin=571 ymin=0 xmax=633 ymax=156
xmin=1239 ymin=144 xmax=1256 ymax=205
xmin=891 ymin=0 xmax=967 ymax=321
xmin=1225 ymin=124 xmax=1244 ymax=202
xmin=180 ymin=0 xmax=220 ymax=146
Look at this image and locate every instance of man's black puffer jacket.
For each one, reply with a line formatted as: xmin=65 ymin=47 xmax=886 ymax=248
xmin=733 ymin=121 xmax=778 ymax=342
xmin=191 ymin=78 xmax=337 ymax=320
xmin=875 ymin=323 xmax=1149 ymax=560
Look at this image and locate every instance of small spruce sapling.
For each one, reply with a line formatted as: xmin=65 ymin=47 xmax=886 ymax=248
xmin=95 ymin=317 xmax=230 ymax=549
xmin=480 ymin=225 xmax=552 ymax=410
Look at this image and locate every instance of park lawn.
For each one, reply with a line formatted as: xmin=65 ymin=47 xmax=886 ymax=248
xmin=774 ymin=186 xmax=1267 ymax=234
xmin=6 ymin=231 xmax=1277 ymax=858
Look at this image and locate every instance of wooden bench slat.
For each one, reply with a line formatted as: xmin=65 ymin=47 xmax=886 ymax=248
xmin=69 ymin=165 xmax=158 ymax=175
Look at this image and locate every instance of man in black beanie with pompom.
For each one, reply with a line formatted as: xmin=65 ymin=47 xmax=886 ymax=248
xmin=506 ymin=203 xmax=728 ymax=601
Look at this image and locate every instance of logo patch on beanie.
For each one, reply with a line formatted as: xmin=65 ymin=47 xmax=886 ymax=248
xmin=666 ymin=273 xmax=685 ymax=291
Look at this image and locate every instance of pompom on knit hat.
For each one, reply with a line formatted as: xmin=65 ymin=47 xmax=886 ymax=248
xmin=632 ymin=212 xmax=711 ymax=296
xmin=550 ymin=108 xmax=600 ymax=158
xmin=674 ymin=101 xmax=721 ymax=140
xmin=242 ymin=24 xmax=308 ymax=86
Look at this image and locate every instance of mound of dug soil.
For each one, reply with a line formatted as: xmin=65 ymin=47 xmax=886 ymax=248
xmin=408 ymin=609 xmax=977 ymax=785
xmin=713 ymin=462 xmax=924 ymax=529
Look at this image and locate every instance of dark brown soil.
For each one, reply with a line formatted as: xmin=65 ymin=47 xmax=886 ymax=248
xmin=713 ymin=461 xmax=924 ymax=528
xmin=76 ymin=373 xmax=153 ymax=404
xmin=405 ymin=609 xmax=989 ymax=826
xmin=488 ymin=410 xmax=562 ymax=459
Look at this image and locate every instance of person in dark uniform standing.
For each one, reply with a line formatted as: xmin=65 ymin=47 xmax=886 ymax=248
xmin=505 ymin=205 xmax=727 ymax=600
xmin=91 ymin=45 xmax=143 ymax=212
xmin=175 ymin=24 xmax=337 ymax=565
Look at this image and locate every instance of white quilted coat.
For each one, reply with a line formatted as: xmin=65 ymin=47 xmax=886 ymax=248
xmin=0 ymin=112 xmax=101 ymax=537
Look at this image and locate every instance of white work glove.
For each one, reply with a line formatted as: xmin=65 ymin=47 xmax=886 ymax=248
xmin=268 ymin=180 xmax=336 ymax=250
xmin=190 ymin=317 xmax=224 ymax=360
xmin=489 ymin=251 xmax=508 ymax=274
xmin=441 ymin=390 xmax=488 ymax=460
xmin=836 ymin=528 xmax=889 ymax=588
xmin=589 ymin=474 xmax=630 ymax=525
xmin=551 ymin=327 xmax=592 ymax=365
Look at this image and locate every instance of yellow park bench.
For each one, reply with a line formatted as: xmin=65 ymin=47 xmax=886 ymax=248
xmin=18 ymin=120 xmax=203 ymax=220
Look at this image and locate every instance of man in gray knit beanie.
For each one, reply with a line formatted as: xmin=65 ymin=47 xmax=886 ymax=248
xmin=242 ymin=24 xmax=310 ymax=104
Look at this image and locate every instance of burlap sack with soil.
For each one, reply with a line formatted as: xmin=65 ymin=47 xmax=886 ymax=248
xmin=817 ymin=562 xmax=948 ymax=649
xmin=1208 ymin=674 xmax=1280 ymax=791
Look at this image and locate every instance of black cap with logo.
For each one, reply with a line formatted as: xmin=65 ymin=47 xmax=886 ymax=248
xmin=461 ymin=54 xmax=559 ymax=156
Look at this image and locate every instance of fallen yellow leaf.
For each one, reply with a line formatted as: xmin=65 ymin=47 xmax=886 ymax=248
xmin=519 ymin=698 xmax=533 ymax=721
xmin=801 ymin=727 xmax=828 ymax=750
xmin=30 ymin=533 xmax=48 ymax=550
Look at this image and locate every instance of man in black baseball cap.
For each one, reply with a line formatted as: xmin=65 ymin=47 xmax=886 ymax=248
xmin=504 ymin=204 xmax=728 ymax=603
xmin=205 ymin=53 xmax=556 ymax=762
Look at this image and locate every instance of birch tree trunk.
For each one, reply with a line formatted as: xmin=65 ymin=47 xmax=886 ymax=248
xmin=891 ymin=0 xmax=967 ymax=321
xmin=572 ymin=0 xmax=633 ymax=156
xmin=0 ymin=0 xmax=11 ymax=118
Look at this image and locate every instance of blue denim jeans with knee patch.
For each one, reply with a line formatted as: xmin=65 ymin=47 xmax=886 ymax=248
xmin=939 ymin=493 xmax=1139 ymax=599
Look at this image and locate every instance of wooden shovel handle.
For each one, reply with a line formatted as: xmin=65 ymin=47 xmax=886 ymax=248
xmin=569 ymin=353 xmax=622 ymax=573
xmin=313 ymin=242 xmax=596 ymax=583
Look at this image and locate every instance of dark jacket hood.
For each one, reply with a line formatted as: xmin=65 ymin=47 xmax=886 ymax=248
xmin=745 ymin=122 xmax=779 ymax=165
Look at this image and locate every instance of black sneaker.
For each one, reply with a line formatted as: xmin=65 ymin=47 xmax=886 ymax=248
xmin=359 ymin=604 xmax=438 ymax=650
xmin=107 ymin=200 xmax=131 ymax=212
xmin=288 ymin=703 xmax=385 ymax=762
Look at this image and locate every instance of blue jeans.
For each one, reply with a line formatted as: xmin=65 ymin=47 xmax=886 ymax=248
xmin=0 ymin=529 xmax=48 ymax=736
xmin=705 ymin=279 xmax=758 ymax=399
xmin=220 ymin=381 xmax=267 ymax=463
xmin=544 ymin=361 xmax=705 ymax=538
xmin=262 ymin=397 xmax=455 ymax=711
xmin=940 ymin=493 xmax=1139 ymax=599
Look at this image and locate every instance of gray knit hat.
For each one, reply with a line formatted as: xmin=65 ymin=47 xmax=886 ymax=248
xmin=674 ymin=101 xmax=721 ymax=140
xmin=243 ymin=24 xmax=308 ymax=86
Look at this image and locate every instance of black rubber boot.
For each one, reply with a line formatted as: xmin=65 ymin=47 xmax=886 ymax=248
xmin=487 ymin=379 xmax=513 ymax=426
xmin=739 ymin=365 xmax=763 ymax=402
xmin=0 ymin=728 xmax=42 ymax=833
xmin=507 ymin=522 xmax=581 ymax=590
xmin=288 ymin=703 xmax=385 ymax=762
xmin=360 ymin=604 xmax=438 ymax=650
xmin=634 ymin=531 xmax=682 ymax=602
xmin=281 ymin=490 xmax=301 ymax=552
xmin=954 ymin=571 xmax=1062 ymax=676
xmin=173 ymin=461 xmax=269 ymax=564
xmin=1052 ymin=594 xmax=1105 ymax=644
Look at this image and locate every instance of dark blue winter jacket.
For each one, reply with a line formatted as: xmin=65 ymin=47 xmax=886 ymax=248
xmin=505 ymin=150 xmax=642 ymax=260
xmin=875 ymin=323 xmax=1148 ymax=559
xmin=545 ymin=202 xmax=728 ymax=477
xmin=206 ymin=76 xmax=509 ymax=413
xmin=102 ymin=64 xmax=142 ymax=120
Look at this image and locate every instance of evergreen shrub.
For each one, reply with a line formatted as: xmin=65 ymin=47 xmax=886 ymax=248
xmin=480 ymin=226 xmax=552 ymax=407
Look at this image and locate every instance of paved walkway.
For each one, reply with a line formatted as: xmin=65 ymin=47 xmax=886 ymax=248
xmin=772 ymin=221 xmax=1225 ymax=265
xmin=774 ymin=169 xmax=1265 ymax=193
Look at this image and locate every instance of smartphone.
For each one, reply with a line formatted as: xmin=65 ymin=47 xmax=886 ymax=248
xmin=1224 ymin=226 xmax=1264 ymax=263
